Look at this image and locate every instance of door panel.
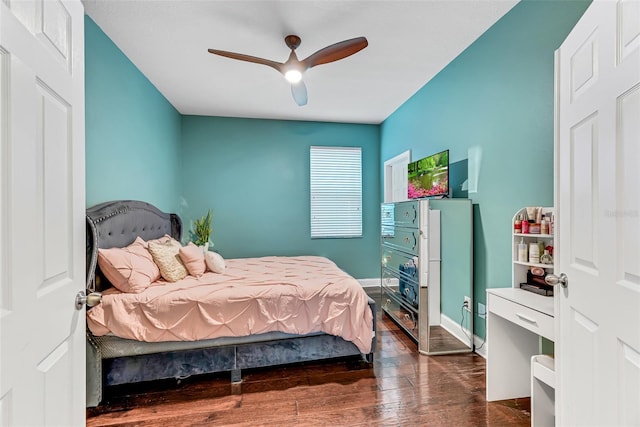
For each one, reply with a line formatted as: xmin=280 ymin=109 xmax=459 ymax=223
xmin=618 ymin=0 xmax=640 ymax=62
xmin=567 ymin=308 xmax=598 ymax=425
xmin=617 ymin=85 xmax=639 ymax=288
xmin=569 ymin=114 xmax=598 ymax=274
xmin=619 ymin=341 xmax=640 ymax=425
xmin=40 ymin=82 xmax=71 ymax=279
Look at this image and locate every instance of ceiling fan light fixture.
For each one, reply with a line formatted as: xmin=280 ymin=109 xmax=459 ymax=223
xmin=208 ymin=35 xmax=368 ymax=105
xmin=284 ymin=69 xmax=302 ymax=83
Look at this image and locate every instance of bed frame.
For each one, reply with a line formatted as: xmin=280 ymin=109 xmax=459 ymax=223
xmin=85 ymin=200 xmax=376 ymax=407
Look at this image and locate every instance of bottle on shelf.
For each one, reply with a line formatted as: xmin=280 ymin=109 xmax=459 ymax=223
xmin=541 ymin=218 xmax=549 ymax=235
xmin=540 ymin=249 xmax=553 ymax=264
xmin=522 ymin=219 xmax=530 ymax=234
xmin=514 ymin=215 xmax=522 ymax=233
xmin=529 ymin=243 xmax=540 ymax=264
xmin=518 ymin=239 xmax=528 ymax=262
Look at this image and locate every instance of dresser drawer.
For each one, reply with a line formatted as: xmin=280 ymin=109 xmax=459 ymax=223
xmin=488 ymin=293 xmax=554 ymax=340
xmin=382 ymin=266 xmax=419 ymax=308
xmin=381 ymin=201 xmax=419 ymax=228
xmin=381 ymin=248 xmax=420 ymax=279
xmin=381 ymin=228 xmax=419 ymax=255
xmin=381 ymin=288 xmax=419 ymax=341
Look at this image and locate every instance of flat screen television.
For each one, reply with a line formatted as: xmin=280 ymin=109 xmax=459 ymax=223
xmin=407 ymin=149 xmax=449 ymax=199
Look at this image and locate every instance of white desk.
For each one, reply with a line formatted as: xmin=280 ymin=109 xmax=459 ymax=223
xmin=486 ymin=288 xmax=555 ymax=402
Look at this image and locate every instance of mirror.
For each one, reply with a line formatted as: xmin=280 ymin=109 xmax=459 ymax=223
xmin=380 ymin=199 xmax=473 ymax=355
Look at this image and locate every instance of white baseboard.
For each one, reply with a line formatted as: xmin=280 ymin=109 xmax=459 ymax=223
xmin=440 ymin=313 xmax=473 ymax=347
xmin=358 ymin=278 xmax=380 ymax=288
xmin=440 ymin=314 xmax=488 ymax=358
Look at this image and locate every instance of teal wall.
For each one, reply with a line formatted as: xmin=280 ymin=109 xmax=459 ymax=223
xmin=430 ymin=199 xmax=473 ymax=330
xmin=180 ymin=116 xmax=380 ymax=278
xmin=84 ymin=1 xmax=590 ymax=308
xmin=84 ymin=16 xmax=380 ymax=279
xmin=84 ymin=16 xmax=182 ymax=212
xmin=380 ymin=0 xmax=590 ymax=338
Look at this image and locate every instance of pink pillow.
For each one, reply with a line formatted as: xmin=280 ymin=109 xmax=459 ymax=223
xmin=97 ymin=237 xmax=161 ymax=293
xmin=178 ymin=242 xmax=206 ymax=277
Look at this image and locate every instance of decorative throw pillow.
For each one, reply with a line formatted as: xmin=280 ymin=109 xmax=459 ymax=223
xmin=97 ymin=237 xmax=161 ymax=293
xmin=205 ymin=251 xmax=226 ymax=274
xmin=148 ymin=238 xmax=188 ymax=282
xmin=178 ymin=242 xmax=206 ymax=277
xmin=147 ymin=234 xmax=173 ymax=246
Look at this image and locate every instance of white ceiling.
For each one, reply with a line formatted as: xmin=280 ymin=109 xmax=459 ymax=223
xmin=83 ymin=0 xmax=518 ymax=124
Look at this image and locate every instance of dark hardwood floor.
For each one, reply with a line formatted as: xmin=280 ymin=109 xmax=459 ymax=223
xmin=87 ymin=290 xmax=530 ymax=426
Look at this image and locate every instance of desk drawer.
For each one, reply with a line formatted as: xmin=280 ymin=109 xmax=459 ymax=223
xmin=488 ymin=293 xmax=554 ymax=340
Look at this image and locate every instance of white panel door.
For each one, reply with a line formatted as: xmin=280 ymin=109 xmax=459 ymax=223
xmin=555 ymin=0 xmax=640 ymax=425
xmin=384 ymin=150 xmax=410 ymax=203
xmin=0 ymin=0 xmax=85 ymax=425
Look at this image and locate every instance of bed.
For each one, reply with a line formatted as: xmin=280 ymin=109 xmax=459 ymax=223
xmin=85 ymin=200 xmax=376 ymax=407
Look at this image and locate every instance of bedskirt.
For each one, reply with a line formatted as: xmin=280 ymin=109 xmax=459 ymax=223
xmin=86 ymin=296 xmax=376 ymax=407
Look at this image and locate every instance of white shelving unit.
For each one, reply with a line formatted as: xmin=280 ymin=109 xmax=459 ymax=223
xmin=511 ymin=207 xmax=555 ymax=294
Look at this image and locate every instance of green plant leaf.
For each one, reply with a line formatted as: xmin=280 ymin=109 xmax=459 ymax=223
xmin=191 ymin=209 xmax=213 ymax=246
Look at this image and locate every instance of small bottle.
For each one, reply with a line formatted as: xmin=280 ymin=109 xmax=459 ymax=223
xmin=549 ymin=214 xmax=555 ymax=235
xmin=540 ymin=249 xmax=553 ymax=264
xmin=546 ymin=241 xmax=554 ymax=256
xmin=541 ymin=218 xmax=549 ymax=235
xmin=529 ymin=243 xmax=540 ymax=264
xmin=518 ymin=238 xmax=528 ymax=262
xmin=514 ymin=214 xmax=522 ymax=233
xmin=522 ymin=219 xmax=530 ymax=234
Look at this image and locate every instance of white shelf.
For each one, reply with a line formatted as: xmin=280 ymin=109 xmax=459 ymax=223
xmin=513 ymin=260 xmax=554 ymax=269
xmin=532 ymin=354 xmax=555 ymax=388
xmin=514 ymin=233 xmax=554 ymax=239
xmin=531 ymin=354 xmax=556 ymax=426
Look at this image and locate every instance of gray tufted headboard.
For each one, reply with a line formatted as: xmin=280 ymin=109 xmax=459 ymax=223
xmin=86 ymin=200 xmax=182 ymax=292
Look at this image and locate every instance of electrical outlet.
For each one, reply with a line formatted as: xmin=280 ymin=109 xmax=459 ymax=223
xmin=463 ymin=296 xmax=472 ymax=311
xmin=478 ymin=302 xmax=486 ymax=319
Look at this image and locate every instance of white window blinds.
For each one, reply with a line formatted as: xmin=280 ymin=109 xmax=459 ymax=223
xmin=310 ymin=146 xmax=362 ymax=238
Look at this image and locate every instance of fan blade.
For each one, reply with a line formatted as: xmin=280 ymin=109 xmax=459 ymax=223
xmin=207 ymin=49 xmax=283 ymax=73
xmin=301 ymin=37 xmax=368 ymax=69
xmin=291 ymin=80 xmax=308 ymax=106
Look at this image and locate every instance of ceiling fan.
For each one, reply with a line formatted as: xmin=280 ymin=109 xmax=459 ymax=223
xmin=208 ymin=35 xmax=368 ymax=106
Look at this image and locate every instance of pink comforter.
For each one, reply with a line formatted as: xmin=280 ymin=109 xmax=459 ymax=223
xmin=87 ymin=256 xmax=374 ymax=353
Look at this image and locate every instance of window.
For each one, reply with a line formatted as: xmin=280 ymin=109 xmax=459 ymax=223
xmin=310 ymin=146 xmax=362 ymax=238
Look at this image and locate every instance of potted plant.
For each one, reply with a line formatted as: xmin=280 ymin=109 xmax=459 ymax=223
xmin=191 ymin=209 xmax=213 ymax=252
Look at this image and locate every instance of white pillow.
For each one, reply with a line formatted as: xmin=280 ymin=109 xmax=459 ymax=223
xmin=204 ymin=251 xmax=226 ymax=273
